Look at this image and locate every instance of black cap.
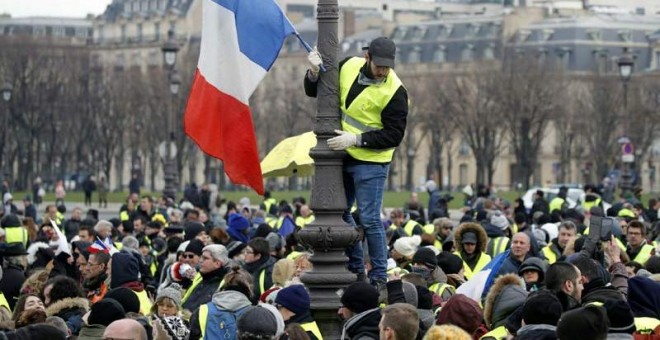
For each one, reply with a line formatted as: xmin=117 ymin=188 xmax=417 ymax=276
xmin=461 ymin=231 xmax=478 ymax=244
xmin=363 ymin=37 xmax=396 ymax=68
xmin=1 ymin=242 xmax=28 ymax=256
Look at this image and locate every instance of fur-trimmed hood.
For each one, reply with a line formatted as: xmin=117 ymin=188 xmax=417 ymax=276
xmin=46 ymin=297 xmax=90 ymax=317
xmin=26 ymin=242 xmax=50 ymax=265
xmin=454 ymin=222 xmax=488 ymax=253
xmin=483 ymin=274 xmax=528 ymax=329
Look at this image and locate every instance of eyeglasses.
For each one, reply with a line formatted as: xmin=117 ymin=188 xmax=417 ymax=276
xmin=183 ymin=254 xmax=196 ymax=259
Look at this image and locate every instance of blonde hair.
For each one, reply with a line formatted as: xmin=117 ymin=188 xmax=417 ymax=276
xmin=423 ymin=325 xmax=471 ymax=340
xmin=272 ymin=259 xmax=296 ymax=287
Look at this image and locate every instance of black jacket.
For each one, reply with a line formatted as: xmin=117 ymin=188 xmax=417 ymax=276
xmin=531 ymin=198 xmax=549 ymax=217
xmin=0 ymin=264 xmax=25 ymax=310
xmin=342 ymin=308 xmax=381 ymax=340
xmin=182 ymin=266 xmax=229 ymax=313
xmin=243 ymin=256 xmax=275 ymax=301
xmin=303 ymin=57 xmax=408 ymax=164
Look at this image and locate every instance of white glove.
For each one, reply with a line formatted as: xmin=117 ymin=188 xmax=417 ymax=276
xmin=327 ymin=130 xmax=357 ymax=150
xmin=307 ymin=47 xmax=322 ymax=75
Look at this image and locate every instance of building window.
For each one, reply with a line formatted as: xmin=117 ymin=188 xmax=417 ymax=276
xmin=148 ymin=50 xmax=159 ymax=67
xmin=462 ymin=44 xmax=474 ymax=62
xmin=618 ymin=31 xmax=632 ymax=42
xmin=169 ymin=21 xmax=176 ymax=34
xmin=558 ymin=48 xmax=571 ymax=69
xmin=115 ymin=53 xmax=126 ymax=70
xmin=154 ymin=22 xmax=160 ymax=41
xmin=132 ymin=52 xmax=141 ymax=68
xmin=538 ymin=48 xmax=548 ymax=63
xmin=408 ymin=47 xmax=421 ymax=63
xmin=392 ymin=27 xmax=407 ymax=41
xmin=459 ymin=164 xmax=468 ymax=186
xmin=433 ymin=46 xmax=446 ymax=63
xmin=33 ymin=26 xmax=45 ymax=36
xmin=656 ymin=52 xmax=660 ymax=70
xmin=52 ymin=26 xmax=65 ymax=37
xmin=483 ymin=45 xmax=495 ymax=60
xmin=121 ymin=24 xmax=127 ymax=43
xmin=587 ymin=29 xmax=601 ymax=42
xmin=593 ymin=50 xmax=608 ymax=73
xmin=137 ymin=23 xmax=143 ymax=42
xmin=459 ymin=140 xmax=470 ymax=156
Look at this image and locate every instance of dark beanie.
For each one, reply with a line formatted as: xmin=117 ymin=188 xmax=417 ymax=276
xmin=556 ymin=305 xmax=609 ymax=340
xmin=184 ymin=221 xmax=205 ymax=241
xmin=522 ymin=291 xmax=562 ymax=326
xmin=412 ymin=248 xmax=437 ymax=268
xmin=437 ymin=294 xmax=482 ymax=335
xmin=274 ymin=285 xmax=310 ymax=315
xmin=88 ymin=298 xmax=126 ymax=326
xmin=110 ymin=251 xmax=140 ymax=288
xmin=185 ymin=239 xmax=205 ymax=256
xmin=436 ymin=251 xmax=463 ymax=275
xmin=415 ymin=285 xmax=433 ymax=309
xmin=9 ymin=324 xmax=66 ymax=340
xmin=226 ymin=241 xmax=247 ymax=259
xmin=603 ymin=299 xmax=636 ymax=334
xmin=340 ymin=282 xmax=379 ymax=314
xmin=104 ymin=287 xmax=141 ymax=314
xmin=237 ymin=306 xmax=278 ymax=337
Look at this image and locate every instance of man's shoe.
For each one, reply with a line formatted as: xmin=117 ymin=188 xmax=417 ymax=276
xmin=356 ymin=272 xmax=368 ymax=283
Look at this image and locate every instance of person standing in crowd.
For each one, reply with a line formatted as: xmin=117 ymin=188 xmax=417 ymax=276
xmin=181 ymin=244 xmax=230 ymax=314
xmin=82 ymin=176 xmax=96 ymax=207
xmin=542 ymin=220 xmax=577 ymax=264
xmin=82 ymin=252 xmax=110 ymax=304
xmin=453 ymin=222 xmax=491 ymax=280
xmin=97 ymin=175 xmax=108 ymax=209
xmin=243 ymin=237 xmax=275 ymax=301
xmin=496 ymin=233 xmax=532 ymax=277
xmin=626 ymin=221 xmax=655 ymax=265
xmin=0 ymin=243 xmax=27 ymax=310
xmin=378 ymin=303 xmax=419 ymax=340
xmin=339 ymin=282 xmax=381 ymax=339
xmin=305 ymin=36 xmax=408 ymax=288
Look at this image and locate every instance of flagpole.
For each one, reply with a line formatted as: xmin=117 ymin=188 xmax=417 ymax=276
xmin=297 ymin=0 xmax=360 ymax=337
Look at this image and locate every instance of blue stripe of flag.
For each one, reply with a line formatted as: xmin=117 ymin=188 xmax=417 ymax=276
xmin=211 ymin=0 xmax=297 ymax=71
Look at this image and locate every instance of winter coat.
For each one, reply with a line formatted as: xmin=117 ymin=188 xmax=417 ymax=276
xmin=46 ymin=296 xmax=89 ymax=335
xmin=182 ymin=266 xmax=229 ymax=313
xmin=484 ymin=274 xmax=528 ymax=330
xmin=496 ymin=254 xmax=530 ymax=278
xmin=629 ymin=276 xmax=660 ymax=319
xmin=455 ymin=222 xmax=489 ymax=253
xmin=243 ymin=256 xmax=276 ymax=301
xmin=341 ymin=308 xmax=381 ymax=340
xmin=188 ymin=289 xmax=252 ymax=340
xmin=0 ymin=264 xmax=25 ymax=311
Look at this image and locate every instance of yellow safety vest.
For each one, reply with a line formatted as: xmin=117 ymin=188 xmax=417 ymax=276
xmin=632 ymin=244 xmax=655 ymax=265
xmin=295 ymin=215 xmax=315 ymax=228
xmin=488 ymin=237 xmax=509 ymax=258
xmin=402 ymin=220 xmax=421 ymax=237
xmin=198 ymin=303 xmax=209 ymax=340
xmin=301 ymin=321 xmax=323 ymax=340
xmin=339 ymin=57 xmax=402 ymax=163
xmin=4 ymin=227 xmax=27 ymax=247
xmin=618 ymin=208 xmax=636 ymax=218
xmin=0 ymin=293 xmax=9 ymax=311
xmin=181 ymin=273 xmax=226 ymax=307
xmin=263 ymin=198 xmax=277 ymax=215
xmin=635 ymin=317 xmax=660 ymax=334
xmin=454 ymin=252 xmax=491 ymax=280
xmin=541 ymin=244 xmax=561 ymax=264
xmin=429 ymin=282 xmax=455 ymax=301
xmin=133 ymin=289 xmax=152 ymax=316
xmin=582 ymin=198 xmax=601 ymax=212
xmin=266 ymin=216 xmax=277 ymax=228
xmin=120 ymin=210 xmax=130 ymax=221
xmin=549 ymin=197 xmax=565 ymax=213
xmin=480 ymin=325 xmax=508 ymax=340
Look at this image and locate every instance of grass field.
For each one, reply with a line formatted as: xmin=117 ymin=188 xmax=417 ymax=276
xmin=14 ymin=190 xmax=653 ymax=209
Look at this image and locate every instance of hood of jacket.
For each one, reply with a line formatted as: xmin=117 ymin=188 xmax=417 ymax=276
xmin=46 ymin=296 xmax=90 ymax=317
xmin=455 ymin=222 xmax=489 ymax=253
xmin=483 ymin=222 xmax=506 ymax=238
xmin=629 ymin=276 xmax=660 ymax=318
xmin=342 ymin=308 xmax=381 ymax=340
xmin=484 ymin=274 xmax=528 ymax=329
xmin=211 ymin=290 xmax=252 ymax=312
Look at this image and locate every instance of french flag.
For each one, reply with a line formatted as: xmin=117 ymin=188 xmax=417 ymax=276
xmin=88 ymin=238 xmax=118 ymax=255
xmin=456 ymin=249 xmax=510 ymax=303
xmin=184 ymin=0 xmax=297 ymax=195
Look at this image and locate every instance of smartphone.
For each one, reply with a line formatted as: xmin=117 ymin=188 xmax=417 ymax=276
xmin=589 ymin=216 xmax=615 ymax=242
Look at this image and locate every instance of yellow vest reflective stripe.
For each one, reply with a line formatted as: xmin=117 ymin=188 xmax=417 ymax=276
xmin=403 ymin=220 xmax=420 ymax=237
xmin=511 ymin=223 xmax=518 ymax=234
xmin=633 ymin=244 xmax=655 ymax=265
xmin=434 ymin=240 xmax=442 ymax=250
xmin=489 ymin=237 xmax=509 ymax=257
xmin=429 ymin=282 xmax=455 ymax=300
xmin=618 ymin=208 xmax=636 ymax=218
xmin=150 ymin=260 xmax=158 ymax=277
xmin=198 ymin=303 xmax=208 ymax=340
xmin=549 ymin=197 xmax=565 ymax=213
xmin=182 ymin=273 xmax=203 ymax=306
xmin=263 ymin=198 xmax=277 ymax=215
xmin=133 ymin=290 xmax=152 ymax=316
xmin=582 ymin=198 xmax=601 ymax=212
xmin=301 ymin=321 xmax=323 ymax=340
xmin=339 ymin=57 xmax=401 ymax=163
xmin=480 ymin=326 xmax=508 ymax=340
xmin=266 ymin=216 xmax=277 ymax=228
xmin=295 ymin=215 xmax=315 ymax=228
xmin=0 ymin=293 xmax=9 ymax=311
xmin=454 ymin=252 xmax=491 ymax=280
xmin=120 ymin=211 xmax=129 ymax=221
xmin=422 ymin=224 xmax=435 ymax=235
xmin=541 ymin=245 xmax=559 ymax=264
xmin=635 ymin=317 xmax=660 ymax=334
xmin=4 ymin=227 xmax=27 ymax=247
xmin=259 ymin=269 xmax=266 ymax=294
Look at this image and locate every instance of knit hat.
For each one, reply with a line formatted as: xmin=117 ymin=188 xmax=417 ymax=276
xmin=184 ymin=239 xmax=205 ymax=256
xmin=556 ymin=305 xmax=609 ymax=340
xmin=522 ymin=291 xmax=562 ymax=326
xmin=157 ymin=283 xmax=183 ymax=307
xmin=228 ymin=213 xmax=250 ymax=231
xmin=436 ymin=251 xmax=463 ymax=275
xmin=226 ymin=241 xmax=247 ymax=259
xmin=461 ymin=231 xmax=478 ymax=244
xmin=88 ymin=298 xmax=126 ymax=326
xmin=259 ymin=303 xmax=285 ymax=337
xmin=603 ymin=299 xmax=636 ymax=334
xmin=401 ymin=281 xmax=418 ymax=307
xmin=393 ymin=235 xmax=421 ymax=258
xmin=490 ymin=212 xmax=509 ymax=230
xmin=184 ymin=221 xmax=205 ymax=241
xmin=9 ymin=324 xmax=66 ymax=340
xmin=340 ymin=282 xmax=379 ymax=314
xmin=104 ymin=287 xmax=141 ymax=314
xmin=110 ymin=251 xmax=140 ymax=288
xmin=237 ymin=306 xmax=278 ymax=338
xmin=415 ymin=285 xmax=433 ymax=309
xmin=265 ymin=232 xmax=284 ymax=252
xmin=153 ymin=315 xmax=190 ymax=340
xmin=274 ymin=285 xmax=310 ymax=315
xmin=437 ymin=294 xmax=483 ymax=335
xmin=412 ymin=247 xmax=437 ymax=268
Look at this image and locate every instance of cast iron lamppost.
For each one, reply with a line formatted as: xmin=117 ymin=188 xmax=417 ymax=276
xmin=297 ymin=0 xmax=361 ymax=337
xmin=618 ymin=47 xmax=634 ymax=199
xmin=161 ymin=30 xmax=180 ymax=200
xmin=1 ymin=82 xmax=12 ymax=179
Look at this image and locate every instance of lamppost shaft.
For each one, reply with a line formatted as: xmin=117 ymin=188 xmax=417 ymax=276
xmin=297 ymin=0 xmax=360 ymax=338
xmin=621 ymin=80 xmax=632 ymax=198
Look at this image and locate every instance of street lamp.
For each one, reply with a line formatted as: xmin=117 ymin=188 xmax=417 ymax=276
xmin=618 ymin=47 xmax=634 ymax=199
xmin=1 ymin=82 xmax=11 ymax=102
xmin=1 ymin=82 xmax=11 ymax=180
xmin=161 ymin=30 xmax=180 ymax=200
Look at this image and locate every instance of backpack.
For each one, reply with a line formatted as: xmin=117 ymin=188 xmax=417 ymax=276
xmin=202 ymin=303 xmax=250 ymax=340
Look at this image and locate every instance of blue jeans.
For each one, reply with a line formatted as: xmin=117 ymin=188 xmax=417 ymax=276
xmin=343 ymin=162 xmax=389 ymax=282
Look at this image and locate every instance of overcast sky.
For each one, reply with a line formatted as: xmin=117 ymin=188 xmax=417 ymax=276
xmin=0 ymin=0 xmax=112 ymax=18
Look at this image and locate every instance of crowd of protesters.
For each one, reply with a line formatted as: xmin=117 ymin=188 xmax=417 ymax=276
xmin=0 ymin=179 xmax=657 ymax=339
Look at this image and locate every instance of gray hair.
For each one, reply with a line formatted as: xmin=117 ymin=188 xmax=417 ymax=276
xmin=94 ymin=220 xmax=113 ymax=233
xmin=46 ymin=316 xmax=69 ymax=336
xmin=122 ymin=236 xmax=139 ymax=251
xmin=203 ymin=244 xmax=229 ymax=264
